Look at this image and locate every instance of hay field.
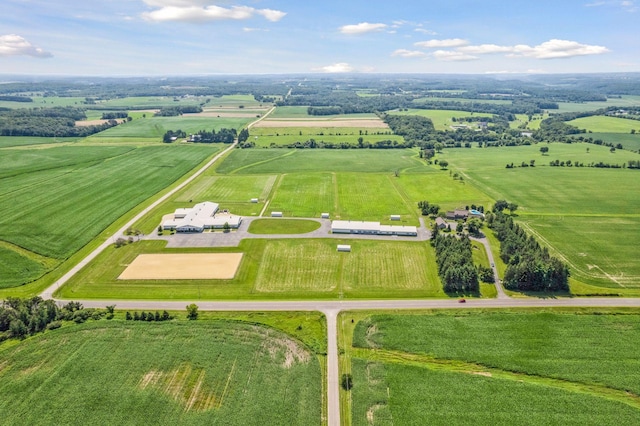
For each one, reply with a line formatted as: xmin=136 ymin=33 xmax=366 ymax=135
xmin=119 ymin=253 xmax=243 ymax=280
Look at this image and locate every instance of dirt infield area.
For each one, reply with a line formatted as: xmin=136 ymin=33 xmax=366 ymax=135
xmin=254 ymin=118 xmax=389 ymax=128
xmin=119 ymin=253 xmax=243 ymax=280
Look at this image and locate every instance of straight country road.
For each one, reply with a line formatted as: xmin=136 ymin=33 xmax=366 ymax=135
xmin=71 ymin=296 xmax=640 ymax=426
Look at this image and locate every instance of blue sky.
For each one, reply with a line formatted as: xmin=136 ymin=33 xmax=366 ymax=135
xmin=1 ymin=0 xmax=638 ymax=75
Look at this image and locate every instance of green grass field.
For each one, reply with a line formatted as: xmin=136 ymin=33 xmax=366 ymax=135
xmin=216 ymin=149 xmax=429 ymax=174
xmin=343 ymin=310 xmax=640 ymax=425
xmin=572 ymin=132 xmax=640 ymax=151
xmin=249 ymin=127 xmax=401 ymax=148
xmin=268 ymin=106 xmax=379 ymax=119
xmin=568 ymin=116 xmax=640 ymax=133
xmin=556 ymin=96 xmax=640 ymax=113
xmin=248 ymin=219 xmax=321 ymax=234
xmin=58 ymin=239 xmax=443 ymax=300
xmin=86 ymin=116 xmax=253 ymax=141
xmin=389 ymin=109 xmax=494 ymax=130
xmin=0 ymin=136 xmax=81 ymax=148
xmin=440 ymin=143 xmax=640 ymax=290
xmin=0 ymin=144 xmax=216 ymax=289
xmin=0 ymin=320 xmax=322 ymax=425
xmin=268 ymin=173 xmax=336 ymax=217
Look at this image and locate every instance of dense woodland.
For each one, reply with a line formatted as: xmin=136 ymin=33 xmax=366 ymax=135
xmin=432 ymin=234 xmax=479 ymax=293
xmin=0 ymin=107 xmax=119 ymax=137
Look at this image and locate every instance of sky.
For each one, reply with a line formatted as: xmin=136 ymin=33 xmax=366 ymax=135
xmin=1 ymin=0 xmax=639 ymax=75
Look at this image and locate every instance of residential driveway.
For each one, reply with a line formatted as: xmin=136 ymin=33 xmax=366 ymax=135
xmin=144 ymin=216 xmax=431 ymax=248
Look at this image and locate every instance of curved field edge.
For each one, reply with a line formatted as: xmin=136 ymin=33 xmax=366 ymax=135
xmin=0 ymin=318 xmax=323 ymax=426
xmin=338 ymin=308 xmax=640 ymax=426
xmin=0 ymin=146 xmax=222 ymax=298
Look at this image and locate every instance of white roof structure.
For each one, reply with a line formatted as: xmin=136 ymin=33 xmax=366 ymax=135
xmin=331 ymin=220 xmax=417 ymax=236
xmin=162 ymin=202 xmax=243 ymax=232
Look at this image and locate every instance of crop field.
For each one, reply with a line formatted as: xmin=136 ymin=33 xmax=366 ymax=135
xmin=86 ymin=116 xmax=253 ymax=141
xmin=0 ymin=96 xmax=88 ymax=109
xmin=0 ymin=144 xmax=215 ymax=289
xmin=0 ymin=136 xmax=80 ymax=148
xmin=0 ymin=320 xmax=322 ymax=425
xmin=389 ymin=109 xmax=494 ymax=130
xmin=269 ymin=106 xmax=379 ymax=119
xmin=568 ymin=116 xmax=640 ymax=133
xmin=342 ymin=310 xmax=640 ymax=425
xmin=519 ymin=216 xmax=640 ymax=291
xmin=58 ymin=239 xmax=443 ymax=300
xmin=216 ymin=149 xmax=428 ymax=174
xmin=249 ymin=126 xmax=401 ymax=148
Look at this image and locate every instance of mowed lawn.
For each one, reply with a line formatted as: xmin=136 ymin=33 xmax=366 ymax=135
xmin=0 ymin=321 xmax=322 ymax=425
xmin=59 ymin=239 xmax=443 ymax=300
xmin=269 ymin=173 xmax=336 ymax=217
xmin=0 ymin=144 xmax=216 ymax=289
xmin=346 ymin=310 xmax=640 ymax=425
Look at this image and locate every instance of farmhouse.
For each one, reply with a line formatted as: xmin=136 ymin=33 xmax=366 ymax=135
xmin=331 ymin=220 xmax=417 ymax=237
xmin=162 ymin=201 xmax=242 ymax=232
xmin=435 ymin=217 xmax=448 ymax=229
xmin=446 ymin=209 xmax=469 ymax=220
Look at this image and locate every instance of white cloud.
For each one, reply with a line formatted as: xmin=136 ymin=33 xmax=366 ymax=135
xmin=509 ymin=39 xmax=609 ymax=59
xmin=414 ymin=28 xmax=437 ymax=35
xmin=339 ymin=22 xmax=387 ymax=35
xmin=391 ymin=49 xmax=426 ymax=58
xmin=585 ymin=0 xmax=637 ymax=11
xmin=0 ymin=34 xmax=52 ymax=58
xmin=415 ymin=38 xmax=469 ymax=48
xmin=141 ymin=2 xmax=286 ymax=23
xmin=316 ymin=63 xmax=354 ymax=73
xmin=458 ymin=44 xmax=514 ymax=54
xmin=432 ymin=50 xmax=477 ymax=61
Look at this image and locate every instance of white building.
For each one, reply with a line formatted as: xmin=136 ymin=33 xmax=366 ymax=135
xmin=331 ymin=220 xmax=417 ymax=237
xmin=162 ymin=201 xmax=242 ymax=232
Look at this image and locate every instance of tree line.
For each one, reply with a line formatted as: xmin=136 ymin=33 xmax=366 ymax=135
xmin=489 ymin=210 xmax=569 ymax=292
xmin=0 ymin=107 xmax=120 ymax=137
xmin=0 ymin=297 xmax=114 ymax=341
xmin=154 ymin=105 xmax=203 ymax=116
xmin=432 ymin=233 xmax=479 ymax=293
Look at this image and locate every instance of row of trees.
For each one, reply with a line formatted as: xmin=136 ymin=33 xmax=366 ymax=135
xmin=101 ymin=112 xmax=129 ymax=119
xmin=125 ymin=311 xmax=173 ymax=321
xmin=432 ymin=234 xmax=479 ymax=293
xmin=0 ymin=298 xmax=113 ymax=341
xmin=490 ymin=212 xmax=570 ymax=292
xmin=154 ymin=105 xmax=203 ymax=116
xmin=417 ymin=200 xmax=440 ymax=216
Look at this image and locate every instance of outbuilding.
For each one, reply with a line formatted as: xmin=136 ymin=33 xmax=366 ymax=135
xmin=321 ymin=213 xmax=330 ymax=219
xmin=390 ymin=215 xmax=401 ymax=221
xmin=271 ymin=211 xmax=283 ymax=217
xmin=337 ymin=245 xmax=351 ymax=252
xmin=250 ymin=198 xmax=259 ymax=203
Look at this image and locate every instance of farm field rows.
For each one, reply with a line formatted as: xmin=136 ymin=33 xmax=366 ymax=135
xmin=0 ymin=144 xmax=217 ymax=290
xmin=57 ymin=239 xmax=447 ymax=300
xmin=0 ymin=319 xmax=323 ymax=425
xmin=341 ymin=310 xmax=640 ymax=425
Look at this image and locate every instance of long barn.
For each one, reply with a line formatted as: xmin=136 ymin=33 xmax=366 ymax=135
xmin=331 ymin=220 xmax=417 ymax=237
